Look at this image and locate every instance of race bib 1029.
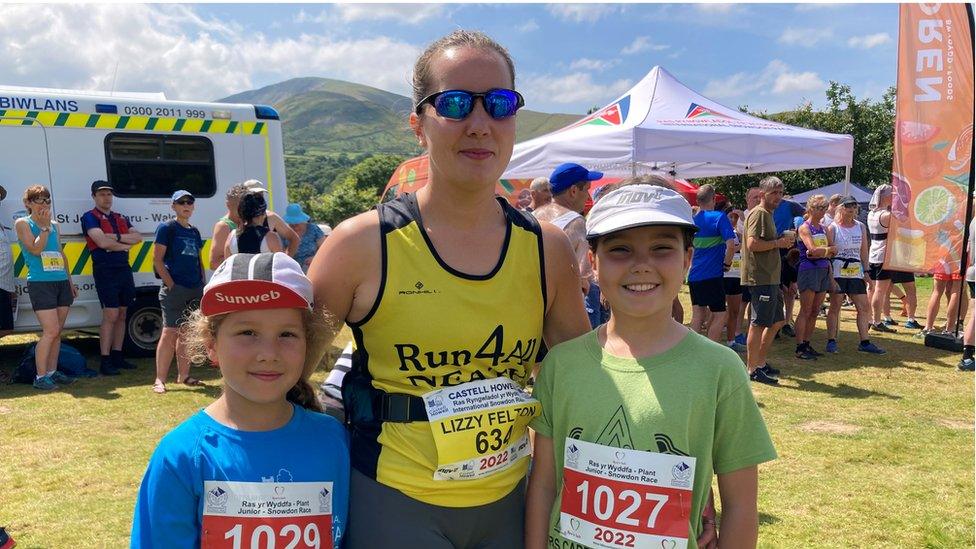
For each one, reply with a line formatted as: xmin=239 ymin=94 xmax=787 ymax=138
xmin=559 ymin=440 xmax=696 ymax=549
xmin=201 ymin=481 xmax=333 ymax=549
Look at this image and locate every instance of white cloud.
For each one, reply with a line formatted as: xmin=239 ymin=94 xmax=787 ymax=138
xmin=847 ymin=33 xmax=892 ymax=49
xmin=546 ymin=4 xmax=617 ymax=23
xmin=694 ymin=4 xmax=738 ymax=14
xmin=522 ymin=72 xmax=632 ymax=105
xmin=621 ymin=36 xmax=670 ymax=55
xmin=794 ymin=3 xmax=845 ymax=12
xmin=0 ymin=4 xmax=422 ymax=101
xmin=703 ymin=60 xmax=826 ymax=100
xmin=332 ymin=3 xmax=446 ymax=25
xmin=778 ymin=27 xmax=833 ymax=47
xmin=568 ymin=58 xmax=619 ymax=72
xmin=516 ymin=19 xmax=540 ymax=33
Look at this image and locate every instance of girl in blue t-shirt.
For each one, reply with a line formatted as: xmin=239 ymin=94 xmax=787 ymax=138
xmin=132 ymin=252 xmax=349 ymax=548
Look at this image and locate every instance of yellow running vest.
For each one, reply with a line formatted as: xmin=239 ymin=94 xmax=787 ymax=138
xmin=345 ymin=193 xmax=546 ymax=507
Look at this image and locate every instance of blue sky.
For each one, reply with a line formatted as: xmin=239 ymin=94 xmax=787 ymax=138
xmin=1 ymin=3 xmax=899 ymax=115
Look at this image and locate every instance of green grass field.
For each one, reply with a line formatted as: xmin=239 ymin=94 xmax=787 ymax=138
xmin=0 ymin=283 xmax=972 ymax=548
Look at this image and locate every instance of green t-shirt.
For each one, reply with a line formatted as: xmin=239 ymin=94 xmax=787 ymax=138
xmin=531 ymin=329 xmax=777 ymax=546
xmin=741 ymin=207 xmax=781 ymax=286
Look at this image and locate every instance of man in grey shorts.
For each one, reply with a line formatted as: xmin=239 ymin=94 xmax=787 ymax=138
xmin=741 ymin=177 xmax=795 ymax=385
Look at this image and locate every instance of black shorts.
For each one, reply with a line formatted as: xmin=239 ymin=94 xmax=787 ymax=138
xmin=723 ymin=277 xmax=742 ymax=296
xmin=969 ymin=281 xmax=975 ymax=298
xmin=158 ymin=284 xmax=202 ymax=328
xmin=741 ymin=285 xmax=751 ymax=303
xmin=832 ymin=277 xmax=868 ymax=295
xmin=868 ymin=264 xmax=915 ymax=283
xmin=93 ymin=264 xmax=136 ymax=309
xmin=27 ymin=280 xmax=73 ymax=311
xmin=781 ymin=256 xmax=798 ymax=286
xmin=689 ymin=277 xmax=727 ymax=312
xmin=748 ymin=284 xmax=785 ymax=327
xmin=0 ymin=289 xmax=14 ymax=330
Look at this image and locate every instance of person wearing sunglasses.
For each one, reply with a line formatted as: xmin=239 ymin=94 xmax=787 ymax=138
xmin=308 ymin=30 xmax=590 ymax=549
xmin=793 ymin=194 xmax=838 ymax=360
xmin=151 ymin=190 xmax=206 ymax=394
xmin=16 ymin=185 xmax=77 ymax=390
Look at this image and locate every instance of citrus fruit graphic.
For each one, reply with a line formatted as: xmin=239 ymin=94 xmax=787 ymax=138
xmin=890 ymin=173 xmax=911 ymax=222
xmin=913 ymin=185 xmax=955 ymax=226
xmin=899 ymin=121 xmax=940 ymax=145
xmin=947 ymin=124 xmax=973 ymax=172
xmin=902 ymin=146 xmax=946 ymax=181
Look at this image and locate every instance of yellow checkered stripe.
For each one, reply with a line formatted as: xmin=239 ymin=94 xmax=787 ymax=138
xmin=0 ymin=109 xmax=267 ymax=135
xmin=12 ymin=239 xmax=213 ymax=278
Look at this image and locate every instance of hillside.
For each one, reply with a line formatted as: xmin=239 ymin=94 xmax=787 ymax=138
xmin=219 ymin=77 xmax=580 ymax=156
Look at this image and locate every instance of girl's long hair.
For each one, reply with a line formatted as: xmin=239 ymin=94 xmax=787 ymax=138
xmin=183 ymin=306 xmax=335 ymax=413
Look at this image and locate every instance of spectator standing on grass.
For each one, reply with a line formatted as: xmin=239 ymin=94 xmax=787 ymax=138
xmin=741 ymin=177 xmax=794 ymax=385
xmin=281 ymin=203 xmax=326 ymax=273
xmin=792 ymin=194 xmax=836 ymax=360
xmin=723 ymin=208 xmax=747 ymax=352
xmin=82 ymin=180 xmax=141 ymax=376
xmin=151 ymin=190 xmax=206 ymax=394
xmin=0 ymin=186 xmax=18 ymax=385
xmin=924 ymin=267 xmax=969 ymax=335
xmin=533 ymin=162 xmax=604 ymax=328
xmin=867 ymin=184 xmax=918 ymax=333
xmin=224 ymin=189 xmax=283 ymax=257
xmin=528 ymin=176 xmax=551 ymax=211
xmin=688 ymin=184 xmax=736 ymax=343
xmin=825 ymin=196 xmax=885 ymax=354
xmin=209 ymin=181 xmax=299 ymax=269
xmin=823 ymin=193 xmax=842 ymax=227
xmin=16 ymin=185 xmax=77 ymax=390
xmin=774 ymin=194 xmax=805 ymax=338
xmin=959 ymin=215 xmax=975 ymax=371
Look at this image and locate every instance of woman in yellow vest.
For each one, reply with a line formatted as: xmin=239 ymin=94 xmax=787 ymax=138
xmin=309 ymin=30 xmax=590 ymax=548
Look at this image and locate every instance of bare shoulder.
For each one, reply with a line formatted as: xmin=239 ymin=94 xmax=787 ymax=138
xmin=539 ymin=221 xmax=574 ymax=255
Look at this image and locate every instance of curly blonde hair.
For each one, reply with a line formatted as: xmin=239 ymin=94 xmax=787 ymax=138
xmin=804 ymin=194 xmax=827 ymax=220
xmin=181 ymin=306 xmax=336 ymax=413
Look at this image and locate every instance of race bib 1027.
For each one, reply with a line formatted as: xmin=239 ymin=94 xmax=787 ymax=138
xmin=559 ymin=440 xmax=696 ymax=549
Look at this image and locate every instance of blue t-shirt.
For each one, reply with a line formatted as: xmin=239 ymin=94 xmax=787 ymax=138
xmin=774 ymin=200 xmax=805 ymax=235
xmin=154 ymin=220 xmax=204 ymax=288
xmin=131 ymin=404 xmax=350 ymax=549
xmin=689 ymin=210 xmax=736 ymax=282
xmin=294 ymin=223 xmax=325 ymax=272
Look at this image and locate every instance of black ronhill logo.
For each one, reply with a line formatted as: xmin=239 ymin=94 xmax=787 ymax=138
xmin=214 ymin=290 xmax=281 ymax=304
xmin=399 ymin=281 xmax=439 ymax=295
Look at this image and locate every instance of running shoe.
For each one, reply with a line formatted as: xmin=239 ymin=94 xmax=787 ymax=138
xmin=750 ymin=368 xmax=779 ymax=385
xmin=883 ymin=317 xmax=898 ymax=326
xmin=0 ymin=526 xmax=15 ymax=549
xmin=825 ymin=340 xmax=838 ymax=353
xmin=904 ymin=319 xmax=923 ymax=330
xmin=958 ymin=358 xmax=975 ymax=371
xmin=804 ymin=344 xmax=824 ymax=357
xmin=727 ymin=341 xmax=747 ymax=353
xmin=32 ymin=376 xmax=57 ymax=391
xmin=77 ymin=368 xmax=99 ymax=378
xmin=795 ymin=348 xmax=818 ymax=360
xmin=49 ymin=371 xmax=75 ymax=385
xmin=760 ymin=363 xmax=781 ymax=376
xmin=734 ymin=333 xmax=747 ymax=346
xmin=871 ymin=322 xmax=896 ymax=333
xmin=781 ymin=324 xmax=796 ymax=337
xmin=857 ymin=342 xmax=886 ymax=354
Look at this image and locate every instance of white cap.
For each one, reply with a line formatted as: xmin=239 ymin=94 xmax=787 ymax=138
xmin=243 ymin=179 xmax=269 ymax=193
xmin=201 ymin=252 xmax=312 ymax=316
xmin=586 ymin=184 xmax=697 ymax=240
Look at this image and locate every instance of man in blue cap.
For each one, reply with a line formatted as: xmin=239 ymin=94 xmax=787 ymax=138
xmin=532 ymin=162 xmax=604 ymax=327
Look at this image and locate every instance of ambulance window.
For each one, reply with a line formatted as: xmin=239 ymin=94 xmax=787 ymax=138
xmin=105 ymin=134 xmax=216 ymax=198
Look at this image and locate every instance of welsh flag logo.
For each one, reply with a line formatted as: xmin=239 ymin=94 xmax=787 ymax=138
xmin=685 ymin=103 xmax=732 ymax=119
xmin=560 ymin=96 xmax=631 ymax=132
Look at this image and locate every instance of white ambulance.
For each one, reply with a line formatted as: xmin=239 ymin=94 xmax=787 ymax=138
xmin=0 ymin=85 xmax=288 ymax=355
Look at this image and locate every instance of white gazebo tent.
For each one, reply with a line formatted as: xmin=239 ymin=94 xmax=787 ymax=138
xmin=503 ymin=66 xmax=854 ymax=181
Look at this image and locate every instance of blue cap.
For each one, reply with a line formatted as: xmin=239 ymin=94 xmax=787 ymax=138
xmin=171 ymin=190 xmax=193 ymax=202
xmin=283 ymin=203 xmax=311 ymax=224
xmin=549 ymin=163 xmax=603 ymax=195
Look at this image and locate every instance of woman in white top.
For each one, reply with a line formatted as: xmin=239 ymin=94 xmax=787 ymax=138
xmin=223 ymin=191 xmax=282 ymax=257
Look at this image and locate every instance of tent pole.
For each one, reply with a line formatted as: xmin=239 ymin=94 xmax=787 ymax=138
xmin=844 ymin=166 xmax=851 ymax=194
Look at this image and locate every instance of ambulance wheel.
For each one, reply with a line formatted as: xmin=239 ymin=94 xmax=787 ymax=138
xmin=124 ymin=295 xmax=163 ymax=357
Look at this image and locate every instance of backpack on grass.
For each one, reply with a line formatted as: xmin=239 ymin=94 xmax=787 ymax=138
xmin=12 ymin=343 xmax=89 ymax=383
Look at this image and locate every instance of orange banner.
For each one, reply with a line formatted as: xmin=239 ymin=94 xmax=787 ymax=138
xmin=886 ymin=3 xmax=974 ymax=275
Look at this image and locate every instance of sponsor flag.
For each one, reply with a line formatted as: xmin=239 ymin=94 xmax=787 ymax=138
xmin=886 ymin=3 xmax=974 ymax=274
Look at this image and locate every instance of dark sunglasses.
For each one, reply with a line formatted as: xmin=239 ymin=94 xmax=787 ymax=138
xmin=175 ymin=198 xmax=195 ymax=205
xmin=31 ymin=197 xmax=51 ymax=204
xmin=414 ymin=89 xmax=524 ymax=120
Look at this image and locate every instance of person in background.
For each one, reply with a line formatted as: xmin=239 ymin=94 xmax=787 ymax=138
xmin=724 ymin=208 xmax=747 ymax=352
xmin=0 ymin=186 xmax=16 ymax=342
xmin=534 ymin=162 xmax=603 ymax=328
xmin=742 ymin=177 xmax=794 ymax=385
xmin=242 ymin=180 xmax=300 ymax=257
xmin=16 ymin=185 xmax=77 ymax=390
xmin=528 ymin=176 xmax=551 ymax=211
xmin=224 ymin=190 xmax=283 ymax=256
xmin=792 ymin=195 xmax=836 ymax=359
xmin=959 ymin=214 xmax=975 ymax=371
xmin=925 ymin=269 xmax=969 ymax=335
xmin=823 ymin=193 xmax=842 ymax=227
xmin=866 ymin=184 xmax=918 ymax=334
xmin=282 ymin=203 xmax=326 ymax=272
xmin=825 ymin=196 xmax=885 ymax=354
xmin=152 ymin=190 xmax=206 ymax=394
xmin=81 ymin=180 xmax=142 ymax=375
xmin=688 ymin=184 xmax=736 ymax=343
xmin=774 ymin=194 xmax=805 ymax=338
xmin=208 ymin=184 xmax=249 ymax=270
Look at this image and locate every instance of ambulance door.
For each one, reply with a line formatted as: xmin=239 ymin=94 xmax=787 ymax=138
xmin=0 ymin=116 xmax=53 ymax=330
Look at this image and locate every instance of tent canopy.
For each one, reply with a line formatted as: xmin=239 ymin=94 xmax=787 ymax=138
xmin=790 ymin=181 xmax=873 ymax=205
xmin=503 ymin=66 xmax=854 ymax=180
